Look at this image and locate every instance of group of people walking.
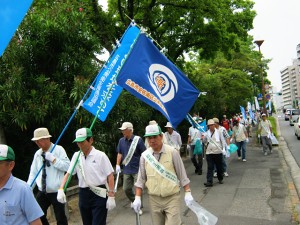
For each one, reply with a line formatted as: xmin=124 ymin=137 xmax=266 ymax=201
xmin=0 ymin=111 xmax=273 ymax=225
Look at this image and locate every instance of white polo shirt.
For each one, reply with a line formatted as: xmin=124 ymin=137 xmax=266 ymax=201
xmin=68 ymin=147 xmax=114 ymax=188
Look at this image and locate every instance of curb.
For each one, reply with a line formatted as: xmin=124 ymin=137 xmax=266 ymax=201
xmin=275 ymin=116 xmax=300 ymax=221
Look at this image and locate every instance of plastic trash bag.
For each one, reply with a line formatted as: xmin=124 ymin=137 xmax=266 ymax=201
xmin=270 ymin=134 xmax=278 ymax=145
xmin=229 ymin=143 xmax=238 ymax=153
xmin=193 ymin=139 xmax=203 ymax=155
xmin=188 ymin=200 xmax=218 ymax=225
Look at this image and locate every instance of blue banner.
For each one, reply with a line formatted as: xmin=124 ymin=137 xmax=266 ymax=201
xmin=0 ymin=0 xmax=33 ymax=56
xmin=117 ymin=34 xmax=200 ymax=128
xmin=199 ymin=120 xmax=207 ymax=132
xmin=240 ymin=106 xmax=247 ymax=121
xmin=82 ymin=25 xmax=140 ymax=121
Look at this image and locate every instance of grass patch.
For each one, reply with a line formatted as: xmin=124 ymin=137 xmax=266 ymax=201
xmin=268 ymin=116 xmax=278 ymax=138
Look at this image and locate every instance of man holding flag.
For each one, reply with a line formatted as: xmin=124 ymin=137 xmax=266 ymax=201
xmin=57 ymin=128 xmax=116 ymax=225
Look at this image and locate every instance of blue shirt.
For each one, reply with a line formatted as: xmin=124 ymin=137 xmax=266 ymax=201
xmin=117 ymin=135 xmax=146 ymax=174
xmin=0 ymin=175 xmax=44 ymax=225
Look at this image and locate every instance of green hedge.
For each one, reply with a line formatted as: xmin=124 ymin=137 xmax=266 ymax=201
xmin=268 ymin=116 xmax=278 ymax=138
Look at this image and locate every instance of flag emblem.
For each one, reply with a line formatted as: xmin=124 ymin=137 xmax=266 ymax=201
xmin=149 ymin=64 xmax=178 ymax=103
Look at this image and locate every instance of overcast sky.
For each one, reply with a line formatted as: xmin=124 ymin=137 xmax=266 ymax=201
xmin=98 ymin=0 xmax=300 ymax=91
xmin=250 ymin=0 xmax=300 ymax=91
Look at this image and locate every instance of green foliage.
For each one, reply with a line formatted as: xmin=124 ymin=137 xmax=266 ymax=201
xmin=268 ymin=117 xmax=277 ymax=138
xmin=109 ymin=0 xmax=256 ymax=61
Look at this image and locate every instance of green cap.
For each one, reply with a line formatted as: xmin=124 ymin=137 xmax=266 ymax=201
xmin=0 ymin=144 xmax=15 ymax=161
xmin=73 ymin=128 xmax=93 ymax=142
xmin=144 ymin=124 xmax=162 ymax=137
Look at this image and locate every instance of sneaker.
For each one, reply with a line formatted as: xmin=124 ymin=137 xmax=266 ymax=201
xmin=242 ymin=159 xmax=247 ymax=162
xmin=138 ymin=209 xmax=143 ymax=215
xmin=213 ymin=172 xmax=217 ymax=178
xmin=223 ymin=172 xmax=229 ymax=177
xmin=270 ymin=150 xmax=273 ymax=154
xmin=264 ymin=152 xmax=268 ymax=156
xmin=238 ymin=157 xmax=241 ymax=160
xmin=197 ymin=170 xmax=202 ymax=175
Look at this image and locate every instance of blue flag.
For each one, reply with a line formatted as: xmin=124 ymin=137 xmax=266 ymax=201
xmin=199 ymin=120 xmax=207 ymax=132
xmin=117 ymin=34 xmax=200 ymax=128
xmin=240 ymin=106 xmax=247 ymax=120
xmin=82 ymin=25 xmax=140 ymax=121
xmin=0 ymin=0 xmax=33 ymax=57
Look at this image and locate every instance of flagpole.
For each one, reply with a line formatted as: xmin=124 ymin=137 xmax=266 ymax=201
xmin=29 ymin=22 xmax=138 ymax=188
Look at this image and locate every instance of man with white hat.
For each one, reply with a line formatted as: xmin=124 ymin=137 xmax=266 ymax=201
xmin=0 ymin=144 xmax=44 ymax=225
xmin=57 ymin=127 xmax=116 ymax=225
xmin=258 ymin=113 xmax=273 ymax=155
xmin=164 ymin=121 xmax=182 ymax=152
xmin=133 ymin=124 xmax=193 ymax=224
xmin=202 ymin=119 xmax=226 ymax=187
xmin=115 ymin=122 xmax=146 ymax=215
xmin=27 ymin=128 xmax=70 ymax=225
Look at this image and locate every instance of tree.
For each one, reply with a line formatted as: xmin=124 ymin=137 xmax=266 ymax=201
xmin=108 ymin=0 xmax=256 ymax=62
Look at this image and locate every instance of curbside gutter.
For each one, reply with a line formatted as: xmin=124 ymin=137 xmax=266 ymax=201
xmin=275 ymin=116 xmax=300 ymax=219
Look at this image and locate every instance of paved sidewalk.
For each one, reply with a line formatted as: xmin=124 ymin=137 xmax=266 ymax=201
xmin=51 ymin=125 xmax=299 ymax=225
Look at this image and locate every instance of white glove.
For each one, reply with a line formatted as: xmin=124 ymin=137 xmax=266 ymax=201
xmin=45 ymin=152 xmax=56 ymax=163
xmin=226 ymin=146 xmax=230 ymax=151
xmin=106 ymin=196 xmax=116 ymax=211
xmin=57 ymin=189 xmax=66 ymax=203
xmin=132 ymin=196 xmax=141 ymax=213
xmin=230 ymin=138 xmax=233 ymax=143
xmin=246 ymin=138 xmax=249 ymax=143
xmin=222 ymin=148 xmax=226 ymax=156
xmin=116 ymin=165 xmax=121 ymax=173
xmin=258 ymin=134 xmax=260 ymax=138
xmin=184 ymin=192 xmax=194 ymax=206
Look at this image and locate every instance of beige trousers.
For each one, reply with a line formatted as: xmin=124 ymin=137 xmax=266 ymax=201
xmin=148 ymin=192 xmax=181 ymax=225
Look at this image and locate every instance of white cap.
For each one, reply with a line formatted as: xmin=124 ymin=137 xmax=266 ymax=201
xmin=119 ymin=122 xmax=133 ymax=130
xmin=144 ymin=124 xmax=162 ymax=137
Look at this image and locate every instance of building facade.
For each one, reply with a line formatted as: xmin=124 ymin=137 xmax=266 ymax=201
xmin=280 ymin=44 xmax=300 ymax=109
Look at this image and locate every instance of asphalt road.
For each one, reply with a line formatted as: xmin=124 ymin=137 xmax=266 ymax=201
xmin=277 ymin=113 xmax=300 ymax=167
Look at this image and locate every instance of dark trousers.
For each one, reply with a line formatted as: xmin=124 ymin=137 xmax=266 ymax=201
xmin=190 ymin=145 xmax=203 ymax=172
xmin=79 ymin=187 xmax=108 ymax=225
xmin=206 ymin=154 xmax=223 ymax=183
xmin=36 ymin=191 xmax=68 ymax=225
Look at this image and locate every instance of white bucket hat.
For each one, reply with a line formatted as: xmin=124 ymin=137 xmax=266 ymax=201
xmin=207 ymin=119 xmax=215 ymax=126
xmin=31 ymin=128 xmax=52 ymax=141
xmin=164 ymin=122 xmax=173 ymax=128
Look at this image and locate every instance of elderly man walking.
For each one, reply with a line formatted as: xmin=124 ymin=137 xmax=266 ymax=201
xmin=133 ymin=124 xmax=194 ymax=225
xmin=1 ymin=144 xmax=44 ymax=225
xmin=57 ymin=127 xmax=116 ymax=225
xmin=164 ymin=122 xmax=182 ymax=152
xmin=115 ymin=122 xmax=146 ymax=214
xmin=202 ymin=119 xmax=226 ymax=187
xmin=258 ymin=113 xmax=273 ymax=156
xmin=27 ymin=128 xmax=70 ymax=225
xmin=231 ymin=119 xmax=249 ymax=161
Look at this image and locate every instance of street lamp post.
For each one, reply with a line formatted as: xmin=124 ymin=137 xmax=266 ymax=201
xmin=254 ymin=40 xmax=267 ymax=114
